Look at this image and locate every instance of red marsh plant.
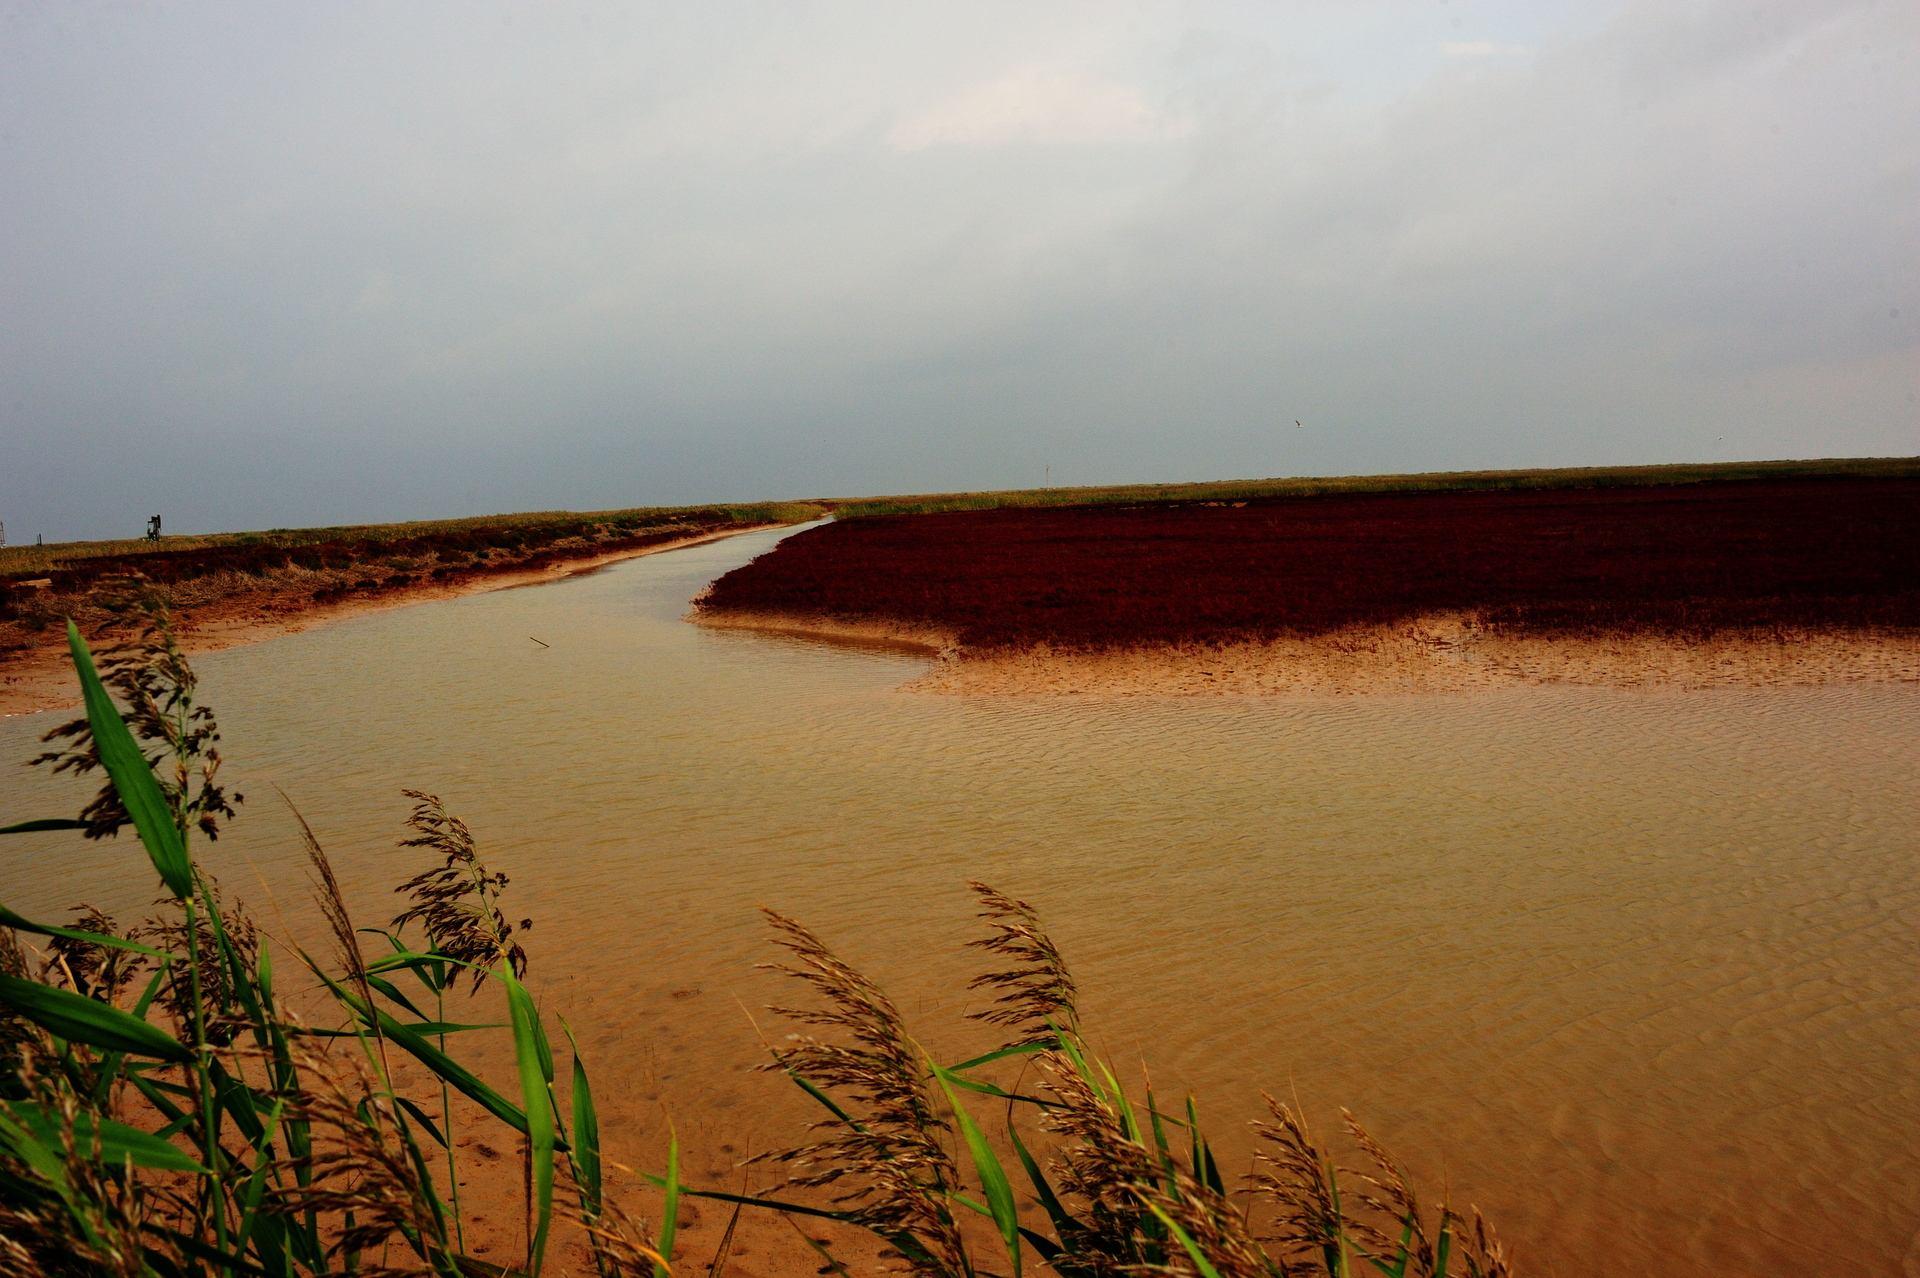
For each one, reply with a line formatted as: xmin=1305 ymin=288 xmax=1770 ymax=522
xmin=698 ymin=476 xmax=1920 ymax=649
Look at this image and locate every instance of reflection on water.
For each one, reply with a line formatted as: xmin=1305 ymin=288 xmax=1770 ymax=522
xmin=2 ymin=524 xmax=1915 ymax=1276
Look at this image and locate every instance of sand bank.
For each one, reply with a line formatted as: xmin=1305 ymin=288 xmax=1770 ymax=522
xmin=1 ymin=526 xmax=779 ymax=717
xmin=692 ymin=608 xmax=1920 ymax=696
xmin=688 ymin=606 xmax=953 ymax=656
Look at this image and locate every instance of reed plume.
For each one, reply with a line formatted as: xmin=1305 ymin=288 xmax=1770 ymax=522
xmin=964 ymin=882 xmax=1150 ymax=1266
xmin=391 ymin=790 xmax=528 ymax=988
xmin=1140 ymin=1171 xmax=1273 ymax=1278
xmin=267 ymin=1045 xmax=447 ymax=1275
xmin=756 ymin=909 xmax=969 ymax=1276
xmin=30 ymin=587 xmax=241 ymax=841
xmin=1035 ymin=1055 xmax=1166 ymax=1272
xmin=1342 ymin=1108 xmax=1433 ymax=1272
xmin=0 ymin=1055 xmax=162 ymax=1278
xmin=0 ymin=927 xmax=32 ymax=1094
xmin=284 ymin=797 xmax=374 ymax=1002
xmin=964 ymin=880 xmax=1077 ymax=1049
xmin=137 ymin=880 xmax=259 ymax=1047
xmin=1249 ymin=1097 xmax=1346 ymax=1272
xmin=1251 ymin=1097 xmax=1515 ymax=1278
xmin=564 ymin=1169 xmax=664 ymax=1278
xmin=42 ymin=906 xmax=144 ymax=1005
xmin=964 ymin=881 xmax=1270 ymax=1277
xmin=1464 ymin=1207 xmax=1513 ymax=1278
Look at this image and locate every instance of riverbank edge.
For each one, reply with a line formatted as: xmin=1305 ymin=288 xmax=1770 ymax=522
xmin=688 ymin=607 xmax=1920 ymax=696
xmin=1 ymin=525 xmax=785 ymax=717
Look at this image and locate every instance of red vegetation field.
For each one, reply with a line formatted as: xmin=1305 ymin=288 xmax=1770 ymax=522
xmin=699 ymin=477 xmax=1920 ymax=649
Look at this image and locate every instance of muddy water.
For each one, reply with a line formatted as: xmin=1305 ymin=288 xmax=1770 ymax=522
xmin=1 ymin=524 xmax=1915 ymax=1276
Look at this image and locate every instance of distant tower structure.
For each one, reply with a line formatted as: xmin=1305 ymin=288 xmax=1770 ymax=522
xmin=0 ymin=518 xmax=6 ymax=547
xmin=146 ymin=514 xmax=162 ymax=542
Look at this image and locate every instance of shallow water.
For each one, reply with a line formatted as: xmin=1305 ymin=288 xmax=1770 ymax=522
xmin=2 ymin=524 xmax=1916 ymax=1276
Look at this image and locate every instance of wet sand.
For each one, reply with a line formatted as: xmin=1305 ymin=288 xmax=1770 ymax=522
xmin=0 ymin=526 xmax=780 ymax=717
xmin=693 ymin=608 xmax=1920 ymax=696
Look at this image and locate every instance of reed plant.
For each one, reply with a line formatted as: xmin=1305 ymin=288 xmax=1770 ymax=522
xmin=0 ymin=620 xmax=664 ymax=1277
xmin=1 ymin=616 xmax=1514 ymax=1276
xmin=740 ymin=888 xmax=1512 ymax=1278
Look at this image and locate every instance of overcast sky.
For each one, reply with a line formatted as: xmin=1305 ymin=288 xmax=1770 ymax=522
xmin=2 ymin=1 xmax=1914 ymax=540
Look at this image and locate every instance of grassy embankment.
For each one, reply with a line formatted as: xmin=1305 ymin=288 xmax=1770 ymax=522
xmin=0 ymin=609 xmax=1513 ymax=1276
xmin=0 ymin=502 xmax=825 ymax=664
xmin=0 ymin=503 xmax=827 ymax=579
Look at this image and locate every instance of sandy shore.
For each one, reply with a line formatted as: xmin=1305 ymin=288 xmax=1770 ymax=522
xmin=1 ymin=526 xmax=780 ymax=718
xmin=692 ymin=608 xmax=1920 ymax=696
xmin=689 ymin=605 xmax=953 ymax=656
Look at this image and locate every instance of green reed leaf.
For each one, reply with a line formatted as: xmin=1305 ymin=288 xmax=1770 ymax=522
xmin=931 ymin=1062 xmax=1021 ymax=1277
xmin=316 ymin=968 xmax=532 ymax=1137
xmin=1368 ymin=1219 xmax=1416 ymax=1278
xmin=648 ymin=1180 xmax=845 ymax=1222
xmin=562 ymin=1021 xmax=602 ymax=1224
xmin=944 ymin=1040 xmax=1050 ymax=1073
xmin=393 ymin=1097 xmax=447 ymax=1149
xmin=1147 ymin=1086 xmax=1177 ymax=1189
xmin=0 ymin=972 xmax=191 ymax=1061
xmin=363 ymin=972 xmax=431 ymax=1021
xmin=1144 ymin=1202 xmax=1224 ymax=1278
xmin=503 ymin=964 xmax=555 ymax=1275
xmin=655 ymin=1130 xmax=679 ymax=1278
xmin=1008 ymin=1109 xmax=1080 ymax=1242
xmin=66 ymin=621 xmax=192 ymax=898
xmin=1327 ymin=1163 xmax=1354 ymax=1278
xmin=2 ymin=1101 xmax=207 ymax=1173
xmin=297 ymin=1021 xmax=498 ymax=1038
xmin=0 ymin=901 xmax=165 ymax=959
xmin=1186 ymin=1097 xmax=1225 ymax=1196
xmin=0 ymin=1105 xmax=66 ymax=1192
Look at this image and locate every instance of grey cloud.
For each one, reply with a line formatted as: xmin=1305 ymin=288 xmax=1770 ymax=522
xmin=1 ymin=0 xmax=1913 ymax=540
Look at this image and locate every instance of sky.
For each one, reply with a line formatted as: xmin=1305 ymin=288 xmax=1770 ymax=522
xmin=1 ymin=1 xmax=1915 ymax=541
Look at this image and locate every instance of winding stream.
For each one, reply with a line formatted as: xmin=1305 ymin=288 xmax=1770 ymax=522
xmin=2 ymin=523 xmax=1915 ymax=1276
